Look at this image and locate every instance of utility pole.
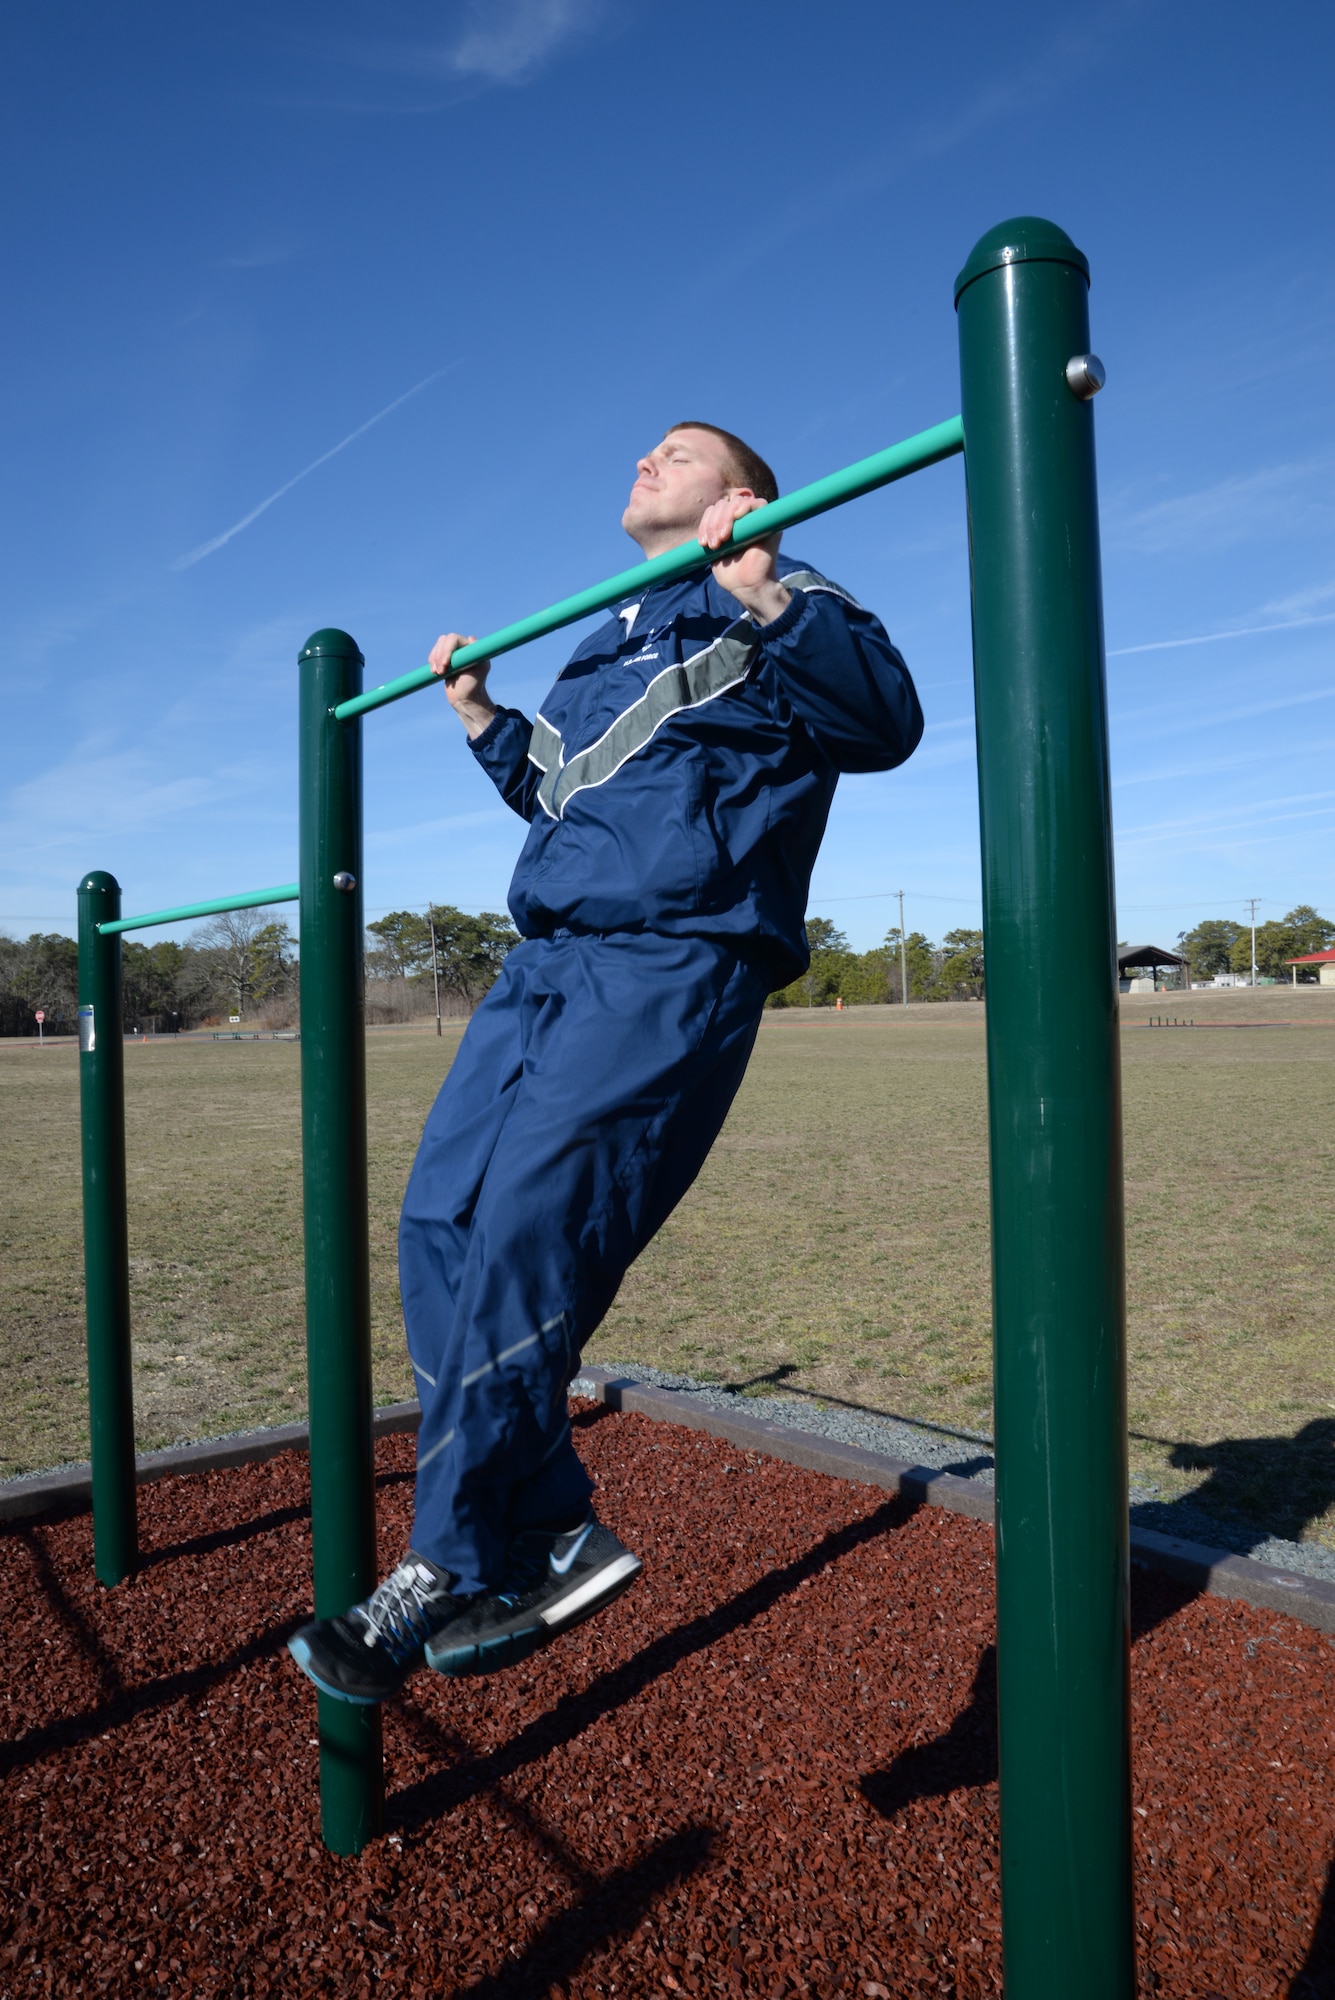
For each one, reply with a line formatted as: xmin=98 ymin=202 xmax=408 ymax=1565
xmin=1245 ymin=898 xmax=1260 ymax=988
xmin=428 ymin=916 xmax=442 ymax=1036
xmin=897 ymin=890 xmax=910 ymax=1005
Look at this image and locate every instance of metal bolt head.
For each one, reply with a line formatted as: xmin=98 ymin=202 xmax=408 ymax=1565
xmin=1065 ymin=353 xmax=1106 ymax=400
xmin=332 ymin=872 xmax=356 ymax=893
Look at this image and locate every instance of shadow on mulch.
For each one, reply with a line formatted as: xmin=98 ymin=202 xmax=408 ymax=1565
xmin=855 ymin=1573 xmax=1209 ymax=1830
xmin=4 ymin=1410 xmax=1335 ymax=1998
xmin=435 ymin=1821 xmax=717 ymax=1999
xmin=387 ymin=1495 xmax=914 ymax=1834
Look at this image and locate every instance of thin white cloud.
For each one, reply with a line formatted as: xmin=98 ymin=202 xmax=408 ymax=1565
xmin=170 ymin=365 xmax=455 ymax=571
xmin=367 ymin=807 xmax=511 ymax=849
xmin=714 ymin=6 xmax=1144 ymax=284
xmin=329 ymin=0 xmax=610 ymax=93
xmin=1113 ymin=735 xmax=1335 ymax=790
xmin=450 ymin=0 xmax=606 ymax=82
xmin=213 ymin=245 xmax=293 ymax=271
xmin=1115 ymin=790 xmax=1335 ymax=849
xmin=1109 ymin=610 xmax=1335 ymax=656
xmin=1107 ymin=460 xmax=1332 ymax=557
xmin=1259 ymin=579 xmax=1335 ymax=618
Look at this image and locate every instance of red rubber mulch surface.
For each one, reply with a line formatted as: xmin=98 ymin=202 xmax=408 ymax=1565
xmin=4 ymin=1403 xmax=1334 ymax=1997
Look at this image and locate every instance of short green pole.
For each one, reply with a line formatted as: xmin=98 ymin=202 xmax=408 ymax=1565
xmin=298 ymin=628 xmax=382 ymax=1854
xmin=956 ymin=220 xmax=1133 ymax=1993
xmin=77 ymin=870 xmax=139 ymax=1585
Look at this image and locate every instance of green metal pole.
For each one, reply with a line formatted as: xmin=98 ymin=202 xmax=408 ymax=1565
xmin=298 ymin=628 xmax=382 ymax=1854
xmin=956 ymin=219 xmax=1133 ymax=1994
xmin=77 ymin=870 xmax=138 ymax=1585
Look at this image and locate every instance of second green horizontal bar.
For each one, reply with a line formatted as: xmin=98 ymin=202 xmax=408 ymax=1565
xmin=334 ymin=414 xmax=964 ymax=723
xmin=97 ymin=884 xmax=300 ymax=936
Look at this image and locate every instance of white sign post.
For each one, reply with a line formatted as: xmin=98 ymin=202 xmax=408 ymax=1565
xmin=35 ymin=1009 xmax=45 ymax=1045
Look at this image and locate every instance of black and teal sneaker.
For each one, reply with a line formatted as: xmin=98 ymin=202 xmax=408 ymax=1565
xmin=288 ymin=1553 xmax=465 ymax=1704
xmin=425 ymin=1514 xmax=642 ymax=1679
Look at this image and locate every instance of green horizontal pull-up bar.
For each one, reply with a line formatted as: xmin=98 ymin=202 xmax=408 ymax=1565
xmin=333 ymin=413 xmax=964 ymax=723
xmin=97 ymin=884 xmax=300 ymax=936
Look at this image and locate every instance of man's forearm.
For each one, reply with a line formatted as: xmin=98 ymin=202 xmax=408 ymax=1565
xmin=453 ymin=692 xmax=498 ymax=741
xmin=731 ymin=578 xmax=792 ymax=625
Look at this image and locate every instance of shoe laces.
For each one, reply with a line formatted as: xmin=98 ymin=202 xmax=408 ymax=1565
xmin=353 ymin=1557 xmax=449 ymax=1661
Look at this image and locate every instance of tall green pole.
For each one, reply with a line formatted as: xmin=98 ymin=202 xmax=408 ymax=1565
xmin=298 ymin=628 xmax=382 ymax=1854
xmin=77 ymin=870 xmax=138 ymax=1585
xmin=956 ymin=220 xmax=1133 ymax=1993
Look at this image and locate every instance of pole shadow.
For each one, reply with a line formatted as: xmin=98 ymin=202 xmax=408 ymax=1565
xmin=720 ymin=1364 xmax=994 ymax=1452
xmin=138 ymin=1499 xmax=311 ymax=1571
xmin=858 ymin=1570 xmax=1202 ymax=1827
xmin=1 ymin=1616 xmax=302 ymax=1778
xmin=388 ymin=1494 xmax=917 ymax=1832
xmin=859 ymin=1645 xmax=997 ymax=1820
xmin=8 ymin=1524 xmax=127 ymax=1700
xmin=447 ymin=1823 xmax=716 ymax=2000
xmin=1290 ymin=1854 xmax=1335 ymax=1996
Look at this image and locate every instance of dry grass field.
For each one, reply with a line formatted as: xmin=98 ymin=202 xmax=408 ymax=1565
xmin=3 ymin=984 xmax=1333 ymax=1538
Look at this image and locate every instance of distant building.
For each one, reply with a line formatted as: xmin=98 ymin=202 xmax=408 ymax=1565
xmin=1117 ymin=944 xmax=1189 ymax=994
xmin=1284 ymin=948 xmax=1335 ymax=987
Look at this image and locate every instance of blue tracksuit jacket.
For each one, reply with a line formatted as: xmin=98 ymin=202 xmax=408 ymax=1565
xmin=399 ymin=557 xmax=921 ymax=1592
xmin=471 ymin=557 xmax=922 ymax=984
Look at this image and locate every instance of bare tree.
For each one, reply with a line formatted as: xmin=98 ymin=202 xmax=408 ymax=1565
xmin=189 ymin=907 xmax=294 ymax=1017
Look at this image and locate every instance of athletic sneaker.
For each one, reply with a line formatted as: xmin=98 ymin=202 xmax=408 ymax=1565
xmin=287 ymin=1552 xmax=464 ymax=1705
xmin=426 ymin=1513 xmax=642 ymax=1678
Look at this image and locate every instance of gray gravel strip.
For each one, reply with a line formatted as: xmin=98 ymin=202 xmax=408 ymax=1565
xmin=575 ymin=1363 xmax=1335 ymax=1588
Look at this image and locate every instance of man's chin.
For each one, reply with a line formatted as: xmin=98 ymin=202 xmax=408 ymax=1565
xmin=621 ymin=505 xmax=662 ymax=553
xmin=623 ymin=507 xmax=700 ymax=558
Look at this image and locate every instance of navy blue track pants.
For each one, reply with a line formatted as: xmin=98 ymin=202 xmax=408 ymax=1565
xmin=398 ymin=929 xmax=768 ymax=1594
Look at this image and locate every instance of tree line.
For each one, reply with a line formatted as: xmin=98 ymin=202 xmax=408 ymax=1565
xmin=0 ymin=903 xmax=520 ymax=1038
xmin=1177 ymin=906 xmax=1334 ymax=983
xmin=768 ymin=919 xmax=986 ymax=1007
xmin=6 ymin=898 xmax=1328 ymax=1037
xmin=0 ymin=912 xmax=299 ymax=1038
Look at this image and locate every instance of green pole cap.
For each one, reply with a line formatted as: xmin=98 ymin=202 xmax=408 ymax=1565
xmin=299 ymin=629 xmax=364 ymax=664
xmin=954 ymin=216 xmax=1089 ymax=307
xmin=79 ymin=870 xmax=121 ymax=897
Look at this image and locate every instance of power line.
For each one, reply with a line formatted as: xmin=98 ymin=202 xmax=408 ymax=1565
xmin=811 ymin=888 xmax=980 ymax=905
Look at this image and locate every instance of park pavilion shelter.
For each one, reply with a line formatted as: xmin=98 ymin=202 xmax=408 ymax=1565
xmin=1118 ymin=944 xmax=1188 ymax=994
xmin=1284 ymin=948 xmax=1335 ymax=986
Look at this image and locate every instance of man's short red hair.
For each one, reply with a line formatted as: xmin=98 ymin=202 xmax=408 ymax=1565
xmin=665 ymin=422 xmax=779 ymax=504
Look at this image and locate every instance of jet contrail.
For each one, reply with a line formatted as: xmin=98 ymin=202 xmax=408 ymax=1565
xmin=1108 ymin=610 xmax=1335 ymax=657
xmin=170 ymin=364 xmax=455 ymax=571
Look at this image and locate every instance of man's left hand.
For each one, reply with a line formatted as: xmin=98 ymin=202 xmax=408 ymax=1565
xmin=697 ymin=493 xmax=792 ymax=625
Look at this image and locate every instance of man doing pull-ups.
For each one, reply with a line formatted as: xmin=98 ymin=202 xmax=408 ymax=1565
xmin=290 ymin=421 xmax=923 ymax=1704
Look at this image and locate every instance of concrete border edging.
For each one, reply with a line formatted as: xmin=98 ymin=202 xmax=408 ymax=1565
xmin=5 ymin=1369 xmax=1335 ymax=1638
xmin=572 ymin=1369 xmax=1335 ymax=1638
xmin=0 ymin=1402 xmax=421 ymax=1524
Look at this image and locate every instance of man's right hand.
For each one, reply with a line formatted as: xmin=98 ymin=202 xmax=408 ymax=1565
xmin=430 ymin=633 xmax=497 ymax=741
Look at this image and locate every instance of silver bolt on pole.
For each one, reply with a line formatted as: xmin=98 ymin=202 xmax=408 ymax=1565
xmin=1064 ymin=353 xmax=1106 ymax=400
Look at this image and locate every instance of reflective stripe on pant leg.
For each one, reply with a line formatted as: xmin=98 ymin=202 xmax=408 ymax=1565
xmin=407 ymin=932 xmax=768 ymax=1582
xmin=398 ymin=942 xmax=550 ymax=1557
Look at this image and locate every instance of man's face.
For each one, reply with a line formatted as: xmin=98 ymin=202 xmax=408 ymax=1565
xmin=621 ymin=428 xmax=741 ymax=552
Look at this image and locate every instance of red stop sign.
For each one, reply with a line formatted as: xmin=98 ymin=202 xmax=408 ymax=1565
xmin=35 ymin=1010 xmax=45 ymax=1022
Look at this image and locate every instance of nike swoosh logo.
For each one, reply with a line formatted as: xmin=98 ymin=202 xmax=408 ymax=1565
xmin=549 ymin=1525 xmax=593 ymax=1575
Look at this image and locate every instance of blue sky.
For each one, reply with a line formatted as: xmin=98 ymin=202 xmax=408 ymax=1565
xmin=3 ymin=0 xmax=1332 ymax=955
